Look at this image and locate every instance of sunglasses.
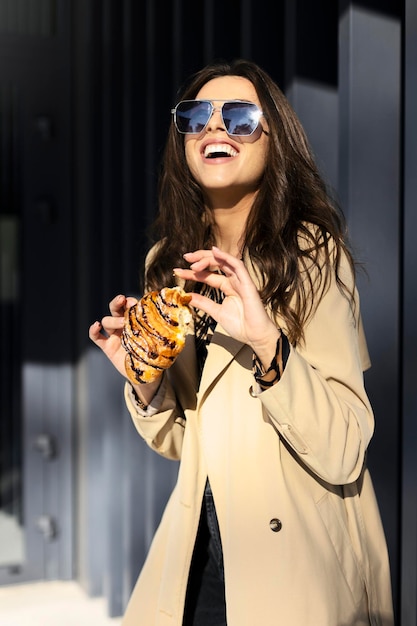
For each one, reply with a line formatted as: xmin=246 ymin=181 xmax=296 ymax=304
xmin=171 ymin=99 xmax=265 ymax=137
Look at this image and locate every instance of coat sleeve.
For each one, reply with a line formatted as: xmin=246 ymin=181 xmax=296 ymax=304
xmin=124 ymin=376 xmax=186 ymax=461
xmin=255 ymin=253 xmax=375 ymax=485
xmin=123 ymin=243 xmax=196 ymax=461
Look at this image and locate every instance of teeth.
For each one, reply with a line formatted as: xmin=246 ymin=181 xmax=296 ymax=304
xmin=204 ymin=143 xmax=238 ymax=158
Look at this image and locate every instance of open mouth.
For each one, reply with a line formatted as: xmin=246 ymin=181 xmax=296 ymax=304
xmin=204 ymin=143 xmax=238 ymax=159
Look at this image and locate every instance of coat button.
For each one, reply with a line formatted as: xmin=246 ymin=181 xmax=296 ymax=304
xmin=269 ymin=518 xmax=282 ymax=532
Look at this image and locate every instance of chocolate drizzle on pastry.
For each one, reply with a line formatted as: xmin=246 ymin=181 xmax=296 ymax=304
xmin=122 ymin=286 xmax=192 ymax=384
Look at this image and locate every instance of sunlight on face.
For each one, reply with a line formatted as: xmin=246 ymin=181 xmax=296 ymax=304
xmin=184 ymin=76 xmax=269 ymax=206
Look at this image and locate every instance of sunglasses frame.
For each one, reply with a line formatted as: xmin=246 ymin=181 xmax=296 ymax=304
xmin=171 ymin=99 xmax=265 ymax=137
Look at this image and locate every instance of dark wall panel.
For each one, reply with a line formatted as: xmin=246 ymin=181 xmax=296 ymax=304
xmin=339 ymin=5 xmax=402 ymax=616
xmin=401 ymin=1 xmax=417 ymax=623
xmin=0 ymin=0 xmax=74 ymax=586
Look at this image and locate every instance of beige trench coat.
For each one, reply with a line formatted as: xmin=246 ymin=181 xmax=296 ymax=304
xmin=122 ymin=251 xmax=394 ymax=626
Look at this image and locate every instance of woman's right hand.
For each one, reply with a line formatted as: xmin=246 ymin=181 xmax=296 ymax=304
xmin=89 ymin=294 xmax=138 ymax=379
xmin=89 ymin=294 xmax=163 ymax=405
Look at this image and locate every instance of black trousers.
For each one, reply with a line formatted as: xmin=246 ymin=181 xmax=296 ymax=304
xmin=183 ymin=483 xmax=227 ymax=626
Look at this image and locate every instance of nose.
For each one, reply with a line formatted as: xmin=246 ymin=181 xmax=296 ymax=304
xmin=206 ymin=106 xmax=226 ymax=133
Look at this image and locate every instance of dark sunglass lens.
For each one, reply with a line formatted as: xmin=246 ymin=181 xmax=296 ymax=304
xmin=222 ymin=102 xmax=260 ymax=136
xmin=175 ymin=101 xmax=212 ymax=134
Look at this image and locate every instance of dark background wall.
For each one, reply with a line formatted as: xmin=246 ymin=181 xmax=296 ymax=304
xmin=1 ymin=0 xmax=416 ymax=622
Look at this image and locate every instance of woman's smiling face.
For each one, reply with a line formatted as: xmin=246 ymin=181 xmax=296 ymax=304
xmin=184 ymin=76 xmax=269 ymax=205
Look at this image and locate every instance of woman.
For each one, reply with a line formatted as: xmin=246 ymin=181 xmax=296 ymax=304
xmin=89 ymin=59 xmax=394 ymax=625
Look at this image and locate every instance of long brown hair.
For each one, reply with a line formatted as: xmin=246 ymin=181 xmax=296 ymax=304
xmin=145 ymin=59 xmax=355 ymax=344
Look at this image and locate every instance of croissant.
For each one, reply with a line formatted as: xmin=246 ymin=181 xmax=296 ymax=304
xmin=121 ymin=286 xmax=192 ymax=385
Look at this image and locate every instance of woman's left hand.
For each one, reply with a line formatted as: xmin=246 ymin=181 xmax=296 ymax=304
xmin=174 ymin=247 xmax=280 ymax=366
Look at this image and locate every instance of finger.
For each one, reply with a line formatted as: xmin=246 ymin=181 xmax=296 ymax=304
xmin=89 ymin=320 xmax=103 ymax=341
xmin=188 ymin=293 xmax=223 ymax=319
xmin=109 ymin=294 xmax=138 ymax=319
xmin=100 ymin=314 xmax=125 ymax=335
xmin=173 ymin=267 xmax=233 ymax=293
xmin=183 ymin=250 xmax=215 ymax=262
xmin=88 ymin=321 xmax=111 ymax=351
xmin=125 ymin=296 xmax=139 ymax=308
xmin=109 ymin=294 xmax=126 ymax=316
xmin=210 ymin=247 xmax=246 ymax=278
xmin=211 ymin=247 xmax=260 ymax=295
xmin=109 ymin=294 xmax=130 ymax=317
xmin=186 ymin=247 xmax=246 ymax=283
xmin=183 ymin=250 xmax=220 ymax=271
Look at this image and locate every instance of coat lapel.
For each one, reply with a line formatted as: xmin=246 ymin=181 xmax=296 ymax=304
xmin=198 ymin=324 xmax=245 ymax=401
xmin=194 ymin=251 xmax=263 ymax=402
xmin=175 ymin=252 xmax=263 ymax=403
